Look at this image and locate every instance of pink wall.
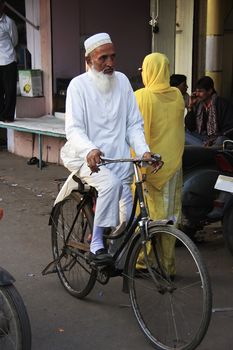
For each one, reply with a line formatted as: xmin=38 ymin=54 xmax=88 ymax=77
xmin=51 ymin=0 xmax=81 ymax=88
xmin=51 ymin=0 xmax=151 ymax=89
xmin=13 ymin=132 xmax=66 ymax=165
xmin=81 ymin=0 xmax=151 ymax=78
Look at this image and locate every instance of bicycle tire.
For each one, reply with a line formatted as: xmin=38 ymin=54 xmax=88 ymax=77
xmin=127 ymin=224 xmax=212 ymax=350
xmin=51 ymin=192 xmax=97 ymax=298
xmin=0 ymin=284 xmax=31 ymax=350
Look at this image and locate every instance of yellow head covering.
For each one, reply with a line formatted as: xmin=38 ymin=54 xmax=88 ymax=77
xmin=141 ymin=53 xmax=170 ymax=92
xmin=135 ymin=52 xmax=185 ymax=189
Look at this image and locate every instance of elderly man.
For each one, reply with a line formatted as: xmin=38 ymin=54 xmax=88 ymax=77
xmin=0 ymin=0 xmax=18 ymax=122
xmin=61 ymin=33 xmax=151 ymax=264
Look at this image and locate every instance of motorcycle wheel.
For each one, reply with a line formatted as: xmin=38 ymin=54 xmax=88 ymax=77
xmin=0 ymin=284 xmax=31 ymax=349
xmin=223 ymin=208 xmax=233 ymax=256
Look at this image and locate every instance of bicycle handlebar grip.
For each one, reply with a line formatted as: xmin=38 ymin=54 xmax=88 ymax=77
xmin=151 ymin=153 xmax=162 ymax=162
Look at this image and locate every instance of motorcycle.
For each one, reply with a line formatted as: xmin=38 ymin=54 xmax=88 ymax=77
xmin=181 ymin=140 xmax=233 ymax=248
xmin=0 ymin=208 xmax=31 ymax=350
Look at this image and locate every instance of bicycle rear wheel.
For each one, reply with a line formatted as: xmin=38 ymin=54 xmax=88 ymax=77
xmin=128 ymin=225 xmax=212 ymax=350
xmin=0 ymin=284 xmax=31 ymax=350
xmin=51 ymin=192 xmax=96 ymax=298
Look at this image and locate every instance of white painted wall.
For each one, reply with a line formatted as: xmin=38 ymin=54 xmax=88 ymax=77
xmin=151 ymin=0 xmax=176 ymax=74
xmin=175 ymin=0 xmax=194 ymax=94
xmin=25 ymin=0 xmax=41 ymax=69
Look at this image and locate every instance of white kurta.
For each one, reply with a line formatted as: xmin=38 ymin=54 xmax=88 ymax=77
xmin=60 ymin=71 xmax=149 ymax=229
xmin=61 ymin=71 xmax=149 ymax=180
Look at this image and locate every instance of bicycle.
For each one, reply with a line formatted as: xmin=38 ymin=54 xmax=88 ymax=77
xmin=0 ymin=208 xmax=32 ymax=350
xmin=43 ymin=156 xmax=212 ymax=350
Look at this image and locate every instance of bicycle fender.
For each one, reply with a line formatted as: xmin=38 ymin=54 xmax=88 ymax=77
xmin=148 ymin=220 xmax=174 ymax=228
xmin=122 ymin=222 xmax=173 ymax=293
xmin=0 ymin=267 xmax=15 ymax=286
xmin=123 ymin=220 xmax=171 ymax=273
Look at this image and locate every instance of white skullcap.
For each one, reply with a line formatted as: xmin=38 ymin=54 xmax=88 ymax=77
xmin=84 ymin=33 xmax=112 ymax=56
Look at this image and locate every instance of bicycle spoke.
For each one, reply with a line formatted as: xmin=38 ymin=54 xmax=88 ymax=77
xmin=51 ymin=193 xmax=96 ymax=298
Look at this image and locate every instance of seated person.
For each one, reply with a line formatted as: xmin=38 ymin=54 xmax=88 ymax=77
xmin=185 ymin=76 xmax=233 ymax=147
xmin=170 ymin=74 xmax=190 ymax=109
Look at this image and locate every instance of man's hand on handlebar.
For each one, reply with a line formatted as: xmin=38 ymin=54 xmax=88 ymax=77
xmin=86 ymin=149 xmax=104 ymax=173
xmin=142 ymin=152 xmax=164 ymax=174
xmin=86 ymin=150 xmax=164 ymax=174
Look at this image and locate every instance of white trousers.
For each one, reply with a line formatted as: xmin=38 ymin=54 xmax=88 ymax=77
xmin=79 ymin=163 xmax=133 ymax=228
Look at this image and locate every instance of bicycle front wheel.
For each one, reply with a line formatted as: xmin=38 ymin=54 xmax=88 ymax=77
xmin=128 ymin=225 xmax=212 ymax=350
xmin=0 ymin=284 xmax=31 ymax=350
xmin=51 ymin=192 xmax=96 ymax=298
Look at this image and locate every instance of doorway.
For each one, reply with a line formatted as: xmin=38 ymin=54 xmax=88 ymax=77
xmin=51 ymin=0 xmax=151 ymax=113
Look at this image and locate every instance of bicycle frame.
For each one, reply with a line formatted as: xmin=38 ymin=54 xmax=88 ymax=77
xmin=105 ymin=162 xmax=150 ymax=263
xmin=44 ymin=156 xmax=161 ymax=278
xmin=58 ymin=161 xmax=149 ymax=260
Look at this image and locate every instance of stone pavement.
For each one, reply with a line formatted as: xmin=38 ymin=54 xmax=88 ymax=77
xmin=1 ymin=149 xmax=233 ymax=349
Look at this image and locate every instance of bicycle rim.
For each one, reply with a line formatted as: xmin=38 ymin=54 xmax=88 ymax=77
xmin=51 ymin=192 xmax=96 ymax=298
xmin=128 ymin=225 xmax=212 ymax=350
xmin=0 ymin=285 xmax=31 ymax=350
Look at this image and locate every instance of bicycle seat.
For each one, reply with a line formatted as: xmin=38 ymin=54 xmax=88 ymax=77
xmin=72 ymin=174 xmax=93 ymax=194
xmin=72 ymin=174 xmax=85 ymax=191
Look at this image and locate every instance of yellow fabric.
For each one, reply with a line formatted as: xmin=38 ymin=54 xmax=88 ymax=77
xmin=134 ymin=53 xmax=185 ymax=275
xmin=135 ymin=53 xmax=185 ymax=190
xmin=136 ymin=170 xmax=182 ymax=275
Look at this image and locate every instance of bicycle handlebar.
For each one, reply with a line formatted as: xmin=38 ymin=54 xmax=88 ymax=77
xmin=99 ymin=153 xmax=162 ymax=165
xmin=97 ymin=154 xmax=164 ymax=175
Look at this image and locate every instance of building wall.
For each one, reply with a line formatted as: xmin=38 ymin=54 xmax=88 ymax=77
xmin=11 ymin=131 xmax=66 ymax=165
xmin=25 ymin=0 xmax=41 ymax=69
xmin=51 ymin=0 xmax=80 ymax=85
xmin=175 ymin=0 xmax=194 ymax=94
xmin=222 ymin=2 xmax=233 ymax=101
xmin=51 ymin=0 xmax=151 ymax=92
xmin=151 ymin=0 xmax=176 ymax=74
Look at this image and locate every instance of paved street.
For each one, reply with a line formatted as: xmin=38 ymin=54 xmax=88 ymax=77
xmin=1 ymin=149 xmax=233 ymax=349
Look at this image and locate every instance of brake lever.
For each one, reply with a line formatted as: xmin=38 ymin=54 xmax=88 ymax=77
xmin=151 ymin=160 xmax=164 ymax=174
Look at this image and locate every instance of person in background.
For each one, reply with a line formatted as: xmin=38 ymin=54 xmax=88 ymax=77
xmin=185 ymin=76 xmax=233 ymax=147
xmin=0 ymin=0 xmax=18 ymax=122
xmin=135 ymin=53 xmax=185 ymax=278
xmin=60 ymin=33 xmax=155 ymax=264
xmin=170 ymin=73 xmax=190 ymax=109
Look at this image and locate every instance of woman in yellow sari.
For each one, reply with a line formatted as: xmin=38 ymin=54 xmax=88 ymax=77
xmin=135 ymin=53 xmax=185 ymax=277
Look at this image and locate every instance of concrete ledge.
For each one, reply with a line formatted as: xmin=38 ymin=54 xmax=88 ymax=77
xmin=0 ymin=115 xmax=66 ymax=169
xmin=0 ymin=115 xmax=65 ymax=137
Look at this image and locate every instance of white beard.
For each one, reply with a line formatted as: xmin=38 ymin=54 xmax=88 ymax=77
xmin=88 ymin=67 xmax=116 ymax=94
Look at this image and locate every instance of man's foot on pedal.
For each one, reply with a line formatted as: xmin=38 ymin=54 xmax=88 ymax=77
xmin=88 ymin=248 xmax=113 ymax=265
